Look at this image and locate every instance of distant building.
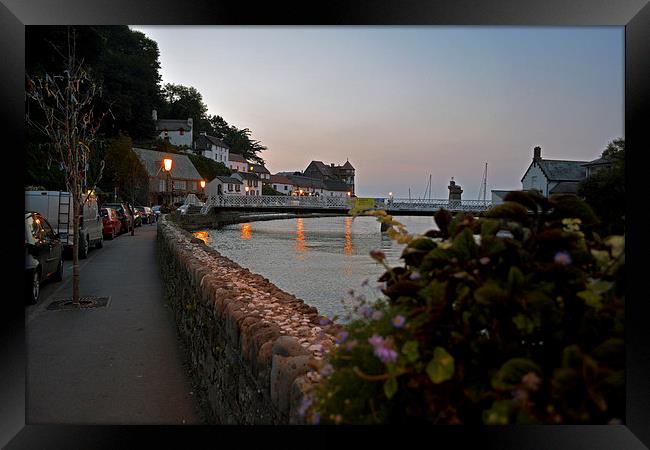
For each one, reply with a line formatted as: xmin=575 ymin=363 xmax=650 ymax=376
xmin=206 ymin=176 xmax=243 ymax=197
xmin=270 ymin=174 xmax=294 ymax=195
xmin=193 ymin=133 xmax=229 ymax=164
xmin=232 ymin=172 xmax=262 ymax=195
xmin=303 ymin=160 xmax=355 ymax=194
xmin=521 ymin=146 xmax=588 ymax=196
xmin=133 ymin=147 xmax=203 ymax=205
xmin=247 ymin=163 xmax=271 ymax=182
xmin=582 ymin=157 xmax=614 ymax=178
xmin=152 ymin=110 xmax=193 ymax=149
xmin=228 ymin=152 xmax=248 ymax=173
xmin=491 ymin=189 xmax=519 ymax=205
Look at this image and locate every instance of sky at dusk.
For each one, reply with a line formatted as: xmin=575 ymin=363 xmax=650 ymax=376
xmin=131 ymin=26 xmax=623 ymax=199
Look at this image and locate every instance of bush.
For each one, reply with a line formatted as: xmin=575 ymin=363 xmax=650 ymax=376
xmin=303 ymin=191 xmax=624 ymax=424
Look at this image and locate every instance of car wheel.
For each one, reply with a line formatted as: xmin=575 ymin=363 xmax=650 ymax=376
xmin=26 ymin=268 xmax=41 ymax=305
xmin=96 ymin=234 xmax=103 ymax=249
xmin=52 ymin=258 xmax=63 ymax=282
xmin=79 ymin=235 xmax=89 ymax=259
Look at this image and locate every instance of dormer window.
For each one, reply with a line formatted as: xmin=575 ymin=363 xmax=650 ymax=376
xmin=179 ymin=128 xmax=185 ymax=136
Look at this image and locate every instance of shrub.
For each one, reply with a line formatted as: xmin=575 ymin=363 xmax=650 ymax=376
xmin=303 ymin=191 xmax=624 ymax=424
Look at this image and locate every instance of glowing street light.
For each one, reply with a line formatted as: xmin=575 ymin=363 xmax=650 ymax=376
xmin=163 ymin=158 xmax=173 ymax=172
xmin=200 ymin=180 xmax=206 ymax=189
xmin=389 ymin=192 xmax=393 ymax=197
xmin=245 ymin=186 xmax=250 ymax=194
xmin=347 ymin=191 xmax=351 ymax=197
xmin=299 ymin=189 xmax=304 ymax=196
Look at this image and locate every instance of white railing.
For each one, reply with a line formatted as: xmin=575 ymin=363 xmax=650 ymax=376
xmin=183 ymin=193 xmax=204 ymax=207
xmin=201 ymin=195 xmax=493 ymax=215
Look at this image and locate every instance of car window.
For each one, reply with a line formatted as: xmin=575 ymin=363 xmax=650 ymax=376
xmin=100 ymin=209 xmax=108 ymax=218
xmin=40 ymin=217 xmax=56 ymax=239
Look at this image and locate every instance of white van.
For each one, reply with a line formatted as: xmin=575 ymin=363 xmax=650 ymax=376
xmin=25 ymin=190 xmax=104 ymax=258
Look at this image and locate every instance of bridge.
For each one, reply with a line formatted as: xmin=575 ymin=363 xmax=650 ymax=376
xmin=196 ymin=195 xmax=493 ymax=216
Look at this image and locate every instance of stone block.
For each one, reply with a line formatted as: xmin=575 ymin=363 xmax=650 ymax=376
xmin=272 ymin=335 xmax=312 ymax=358
xmin=270 ymin=354 xmax=313 ymax=415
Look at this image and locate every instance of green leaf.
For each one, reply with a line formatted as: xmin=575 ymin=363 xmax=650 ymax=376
xmin=507 ymin=266 xmax=525 ymax=292
xmin=419 ymin=279 xmax=447 ymax=308
xmin=577 ymin=289 xmax=603 ymax=311
xmin=512 ymin=314 xmax=539 ymax=334
xmin=426 ymin=347 xmax=455 ymax=384
xmin=479 ymin=218 xmax=501 ymax=237
xmin=402 ymin=340 xmax=420 ymax=363
xmin=384 ymin=376 xmax=398 ymax=399
xmin=483 ymin=400 xmax=513 ymax=425
xmin=492 ymin=358 xmax=541 ymax=390
xmin=474 ymin=280 xmax=508 ymax=305
xmin=452 ymin=227 xmax=478 ymax=260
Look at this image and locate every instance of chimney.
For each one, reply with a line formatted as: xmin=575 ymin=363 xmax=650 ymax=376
xmin=152 ymin=109 xmax=157 ymax=121
xmin=448 ymin=178 xmax=463 ymax=202
xmin=533 ymin=146 xmax=541 ymax=161
xmin=330 ymin=163 xmax=335 ymax=167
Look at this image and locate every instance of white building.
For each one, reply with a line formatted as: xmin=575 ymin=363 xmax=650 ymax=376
xmin=232 ymin=172 xmax=262 ymax=195
xmin=521 ymin=146 xmax=588 ymax=197
xmin=248 ymin=163 xmax=271 ymax=182
xmin=153 ymin=110 xmax=193 ymax=149
xmin=193 ymin=133 xmax=229 ymax=164
xmin=206 ymin=176 xmax=244 ymax=196
xmin=228 ymin=152 xmax=248 ymax=173
xmin=270 ymin=174 xmax=294 ymax=195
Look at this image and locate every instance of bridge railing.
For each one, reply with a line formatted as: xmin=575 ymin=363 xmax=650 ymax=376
xmin=201 ymin=195 xmax=493 ymax=215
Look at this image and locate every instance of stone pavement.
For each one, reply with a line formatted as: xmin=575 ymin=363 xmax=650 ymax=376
xmin=25 ymin=223 xmax=202 ymax=424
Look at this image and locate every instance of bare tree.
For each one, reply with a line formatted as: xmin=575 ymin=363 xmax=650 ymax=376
xmin=26 ymin=28 xmax=110 ymax=305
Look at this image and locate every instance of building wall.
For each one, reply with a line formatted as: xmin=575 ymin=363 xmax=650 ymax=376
xmin=229 ymin=160 xmax=248 ymax=173
xmin=206 ymin=179 xmax=244 ymax=196
xmin=521 ymin=163 xmax=548 ymax=196
xmin=271 ymin=183 xmax=293 ymax=194
xmin=158 ymin=130 xmax=193 ymax=148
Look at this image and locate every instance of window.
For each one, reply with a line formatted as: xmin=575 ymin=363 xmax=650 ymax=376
xmin=235 ymin=184 xmax=240 ymax=192
xmin=228 ymin=184 xmax=233 ymax=191
xmin=273 ymin=185 xmax=277 ymax=190
xmin=284 ymin=186 xmax=288 ymax=190
xmin=159 ymin=179 xmax=166 ymax=192
xmin=253 ymin=180 xmax=258 ymax=187
xmin=175 ymin=180 xmax=187 ymax=190
xmin=179 ymin=128 xmax=184 ymax=136
xmin=190 ymin=181 xmax=197 ymax=191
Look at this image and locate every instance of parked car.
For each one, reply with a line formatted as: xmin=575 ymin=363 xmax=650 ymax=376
xmin=102 ymin=202 xmax=133 ymax=234
xmin=25 ymin=211 xmax=63 ymax=304
xmin=135 ymin=206 xmax=154 ymax=224
xmin=25 ymin=190 xmax=104 ymax=259
xmin=99 ymin=207 xmax=122 ymax=239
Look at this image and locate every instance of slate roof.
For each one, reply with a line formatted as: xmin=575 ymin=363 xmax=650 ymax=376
xmin=341 ymin=160 xmax=354 ymax=170
xmin=582 ymin=157 xmax=611 ymax=167
xmin=250 ymin=163 xmax=270 ymax=174
xmin=232 ymin=172 xmax=261 ymax=181
xmin=270 ymin=174 xmax=293 ymax=185
xmin=155 ymin=119 xmax=192 ymax=132
xmin=549 ymin=181 xmax=580 ymax=194
xmin=214 ymin=176 xmax=242 ymax=184
xmin=133 ymin=148 xmax=201 ymax=180
xmin=195 ymin=134 xmax=230 ymax=150
xmin=323 ymin=179 xmax=350 ymax=192
xmin=306 ymin=161 xmax=335 ymax=177
xmin=286 ymin=174 xmax=326 ymax=189
xmin=228 ymin=153 xmax=247 ymax=163
xmin=522 ymin=159 xmax=588 ymax=182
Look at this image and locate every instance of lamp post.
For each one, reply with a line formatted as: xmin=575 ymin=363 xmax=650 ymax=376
xmin=245 ymin=186 xmax=250 ymax=196
xmin=163 ymin=158 xmax=173 ymax=210
xmin=200 ymin=179 xmax=206 ymax=201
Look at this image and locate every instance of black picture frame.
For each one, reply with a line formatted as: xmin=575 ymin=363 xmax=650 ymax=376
xmin=2 ymin=0 xmax=648 ymax=448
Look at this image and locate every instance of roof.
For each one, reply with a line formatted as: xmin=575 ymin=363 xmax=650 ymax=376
xmin=132 ymin=148 xmax=202 ymax=180
xmin=228 ymin=153 xmax=247 ymax=163
xmin=155 ymin=119 xmax=192 ymax=132
xmin=323 ymin=179 xmax=350 ymax=192
xmin=549 ymin=181 xmax=580 ymax=194
xmin=270 ymin=174 xmax=293 ymax=185
xmin=249 ymin=163 xmax=270 ymax=174
xmin=306 ymin=161 xmax=335 ymax=177
xmin=195 ymin=134 xmax=230 ymax=150
xmin=286 ymin=174 xmax=326 ymax=189
xmin=341 ymin=160 xmax=354 ymax=170
xmin=582 ymin=157 xmax=612 ymax=167
xmin=521 ymin=159 xmax=588 ymax=182
xmin=232 ymin=172 xmax=261 ymax=181
xmin=214 ymin=176 xmax=242 ymax=184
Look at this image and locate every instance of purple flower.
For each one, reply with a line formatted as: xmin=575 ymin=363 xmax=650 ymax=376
xmin=319 ymin=317 xmax=332 ymax=326
xmin=298 ymin=395 xmax=314 ymax=417
xmin=344 ymin=339 xmax=358 ymax=351
xmin=367 ymin=334 xmax=398 ymax=364
xmin=335 ymin=330 xmax=349 ymax=344
xmin=392 ymin=315 xmax=406 ymax=328
xmin=360 ymin=306 xmax=374 ymax=318
xmin=554 ymin=251 xmax=572 ymax=266
xmin=371 ymin=310 xmax=384 ymax=320
xmin=319 ymin=363 xmax=334 ymax=377
xmin=409 ymin=271 xmax=421 ymax=280
xmin=311 ymin=412 xmax=320 ymax=425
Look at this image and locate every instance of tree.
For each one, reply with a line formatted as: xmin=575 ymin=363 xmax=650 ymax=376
xmin=577 ymin=138 xmax=625 ymax=235
xmin=26 ymin=29 xmax=109 ymax=305
xmin=100 ymin=134 xmax=149 ymax=206
xmin=159 ymin=83 xmax=208 ymax=139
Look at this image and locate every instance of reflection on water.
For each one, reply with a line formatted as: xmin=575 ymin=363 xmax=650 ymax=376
xmin=240 ymin=223 xmax=252 ymax=240
xmin=193 ymin=231 xmax=210 ymax=244
xmin=202 ymin=215 xmax=437 ymax=319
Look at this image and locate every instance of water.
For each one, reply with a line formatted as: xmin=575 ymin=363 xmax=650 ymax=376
xmin=195 ymin=216 xmax=438 ymax=320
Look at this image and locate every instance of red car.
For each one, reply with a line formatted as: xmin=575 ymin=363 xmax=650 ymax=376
xmin=100 ymin=207 xmax=122 ymax=239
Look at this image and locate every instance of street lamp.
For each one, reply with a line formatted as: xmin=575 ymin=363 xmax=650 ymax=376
xmin=162 ymin=158 xmax=173 ymax=209
xmin=245 ymin=186 xmax=250 ymax=195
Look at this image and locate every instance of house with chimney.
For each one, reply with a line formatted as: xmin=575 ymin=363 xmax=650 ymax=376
xmin=193 ymin=133 xmax=229 ymax=164
xmin=152 ymin=110 xmax=193 ymax=149
xmin=228 ymin=152 xmax=248 ymax=172
xmin=521 ymin=146 xmax=588 ymax=197
xmin=232 ymin=172 xmax=262 ymax=195
xmin=206 ymin=176 xmax=243 ymax=197
xmin=303 ymin=160 xmax=355 ymax=194
xmin=270 ymin=174 xmax=294 ymax=195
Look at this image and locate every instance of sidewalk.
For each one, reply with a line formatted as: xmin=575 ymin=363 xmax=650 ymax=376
xmin=25 ymin=224 xmax=202 ymax=424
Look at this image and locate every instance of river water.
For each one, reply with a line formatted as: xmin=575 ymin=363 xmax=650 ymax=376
xmin=194 ymin=215 xmax=438 ymax=321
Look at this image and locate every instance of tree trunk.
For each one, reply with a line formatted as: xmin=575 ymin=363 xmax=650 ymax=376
xmin=71 ymin=191 xmax=81 ymax=305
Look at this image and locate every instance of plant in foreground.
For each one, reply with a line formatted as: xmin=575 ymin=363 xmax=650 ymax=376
xmin=304 ymin=192 xmax=624 ymax=424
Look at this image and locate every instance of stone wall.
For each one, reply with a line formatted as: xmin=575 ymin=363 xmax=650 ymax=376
xmin=157 ymin=216 xmax=339 ymax=424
